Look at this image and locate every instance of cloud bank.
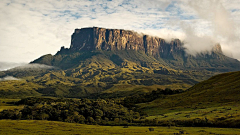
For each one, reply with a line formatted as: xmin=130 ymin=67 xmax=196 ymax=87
xmin=0 ymin=0 xmax=240 ymax=62
xmin=180 ymin=0 xmax=240 ymax=57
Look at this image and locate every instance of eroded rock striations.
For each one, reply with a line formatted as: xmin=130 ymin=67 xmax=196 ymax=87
xmin=34 ymin=27 xmax=240 ymax=72
xmin=69 ymin=27 xmax=184 ymax=58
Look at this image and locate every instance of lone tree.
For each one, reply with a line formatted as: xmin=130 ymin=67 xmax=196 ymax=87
xmin=148 ymin=128 xmax=154 ymax=131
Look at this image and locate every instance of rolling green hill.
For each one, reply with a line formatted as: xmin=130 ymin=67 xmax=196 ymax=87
xmin=129 ymin=71 xmax=240 ymax=128
xmin=138 ymin=70 xmax=240 ymax=115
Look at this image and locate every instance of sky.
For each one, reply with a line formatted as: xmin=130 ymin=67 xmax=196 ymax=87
xmin=0 ymin=0 xmax=240 ymax=63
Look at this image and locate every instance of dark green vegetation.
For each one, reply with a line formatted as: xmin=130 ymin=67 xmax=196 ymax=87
xmin=137 ymin=71 xmax=240 ymax=128
xmin=0 ymin=97 xmax=141 ymax=125
xmin=0 ymin=88 xmax=180 ymax=126
xmin=0 ymin=69 xmax=240 ymax=135
xmin=139 ymin=71 xmax=240 ymax=114
xmin=1 ymin=74 xmax=240 ymax=128
xmin=122 ymin=88 xmax=184 ymax=108
xmin=1 ymin=96 xmax=240 ymax=128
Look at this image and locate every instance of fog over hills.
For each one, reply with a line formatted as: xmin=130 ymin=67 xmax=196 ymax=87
xmin=0 ymin=62 xmax=26 ymax=71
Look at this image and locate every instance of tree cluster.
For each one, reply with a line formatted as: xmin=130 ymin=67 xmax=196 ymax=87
xmin=0 ymin=97 xmax=140 ymax=125
xmin=0 ymin=97 xmax=239 ymax=128
xmin=122 ymin=88 xmax=184 ymax=108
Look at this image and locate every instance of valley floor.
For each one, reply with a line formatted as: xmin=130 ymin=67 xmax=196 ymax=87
xmin=0 ymin=120 xmax=240 ymax=135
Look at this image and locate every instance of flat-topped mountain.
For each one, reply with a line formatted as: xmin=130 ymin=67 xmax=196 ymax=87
xmin=1 ymin=27 xmax=240 ymax=98
xmin=69 ymin=27 xmax=182 ymax=58
xmin=35 ymin=27 xmax=240 ymax=72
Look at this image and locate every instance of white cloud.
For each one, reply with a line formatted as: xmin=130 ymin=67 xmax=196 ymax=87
xmin=138 ymin=28 xmax=185 ymax=42
xmin=0 ymin=62 xmax=26 ymax=71
xmin=186 ymin=0 xmax=239 ymax=41
xmin=9 ymin=63 xmax=56 ymax=71
xmin=0 ymin=76 xmax=21 ymax=81
xmin=181 ymin=22 xmax=216 ymax=56
xmin=0 ymin=63 xmax=55 ymax=72
xmin=0 ymin=0 xmax=240 ymax=62
xmin=170 ymin=0 xmax=240 ymax=57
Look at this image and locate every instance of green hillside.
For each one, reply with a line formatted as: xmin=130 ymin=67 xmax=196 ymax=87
xmin=1 ymin=49 xmax=239 ymax=98
xmin=1 ymin=70 xmax=240 ymax=128
xmin=127 ymin=71 xmax=239 ymax=128
xmin=138 ymin=71 xmax=240 ymax=115
xmin=0 ymin=80 xmax=41 ymax=98
xmin=162 ymin=51 xmax=240 ymax=72
xmin=4 ymin=50 xmax=218 ymax=97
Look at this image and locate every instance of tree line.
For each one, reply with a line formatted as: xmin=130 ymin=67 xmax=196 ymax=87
xmin=0 ymin=97 xmax=141 ymax=125
xmin=121 ymin=88 xmax=184 ymax=108
xmin=1 ymin=89 xmax=237 ymax=128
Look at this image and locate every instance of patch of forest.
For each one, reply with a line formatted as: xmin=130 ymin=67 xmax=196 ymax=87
xmin=121 ymin=88 xmax=184 ymax=108
xmin=1 ymin=88 xmax=240 ymax=128
xmin=0 ymin=97 xmax=141 ymax=125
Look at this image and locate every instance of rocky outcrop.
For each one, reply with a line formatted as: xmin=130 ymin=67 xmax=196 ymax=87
xmin=213 ymin=44 xmax=223 ymax=53
xmin=31 ymin=27 xmax=240 ymax=73
xmin=69 ymin=27 xmax=183 ymax=58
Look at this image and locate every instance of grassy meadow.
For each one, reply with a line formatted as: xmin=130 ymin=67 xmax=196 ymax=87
xmin=138 ymin=71 xmax=240 ymax=115
xmin=1 ymin=97 xmax=240 ymax=134
xmin=0 ymin=98 xmax=23 ymax=112
xmin=147 ymin=104 xmax=240 ymax=120
xmin=1 ymin=120 xmax=240 ymax=135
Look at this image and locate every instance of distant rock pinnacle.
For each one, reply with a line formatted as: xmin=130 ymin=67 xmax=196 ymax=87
xmin=213 ymin=44 xmax=223 ymax=53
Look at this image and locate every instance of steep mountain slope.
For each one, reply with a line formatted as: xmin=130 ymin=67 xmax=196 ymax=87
xmin=30 ymin=50 xmax=215 ymax=97
xmin=0 ymin=50 xmax=210 ymax=98
xmin=66 ymin=27 xmax=240 ymax=71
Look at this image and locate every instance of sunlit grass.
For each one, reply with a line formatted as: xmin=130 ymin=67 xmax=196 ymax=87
xmin=138 ymin=71 xmax=240 ymax=116
xmin=0 ymin=120 xmax=240 ymax=135
xmin=0 ymin=98 xmax=22 ymax=112
xmin=147 ymin=104 xmax=240 ymax=122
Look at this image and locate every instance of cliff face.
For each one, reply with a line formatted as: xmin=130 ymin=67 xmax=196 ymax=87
xmin=69 ymin=27 xmax=183 ymax=58
xmin=52 ymin=27 xmax=238 ymax=72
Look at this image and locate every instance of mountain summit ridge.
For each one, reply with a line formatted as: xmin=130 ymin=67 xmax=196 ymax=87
xmin=68 ymin=27 xmax=226 ymax=59
xmin=69 ymin=27 xmax=183 ymax=57
xmin=33 ymin=27 xmax=239 ymax=72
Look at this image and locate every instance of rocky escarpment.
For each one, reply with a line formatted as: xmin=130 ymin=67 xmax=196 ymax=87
xmin=33 ymin=27 xmax=240 ymax=72
xmin=69 ymin=27 xmax=184 ymax=58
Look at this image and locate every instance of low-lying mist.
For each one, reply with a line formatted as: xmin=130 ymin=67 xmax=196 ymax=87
xmin=0 ymin=62 xmax=26 ymax=71
xmin=1 ymin=63 xmax=56 ymax=72
xmin=9 ymin=63 xmax=56 ymax=70
xmin=0 ymin=76 xmax=21 ymax=81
